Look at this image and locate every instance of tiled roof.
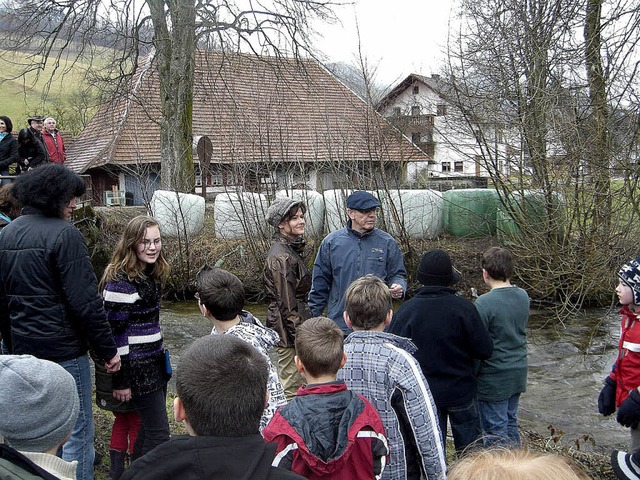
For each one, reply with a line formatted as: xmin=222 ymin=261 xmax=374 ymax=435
xmin=66 ymin=51 xmax=429 ymax=173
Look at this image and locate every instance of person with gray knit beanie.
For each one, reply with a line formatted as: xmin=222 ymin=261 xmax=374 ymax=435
xmin=0 ymin=355 xmax=79 ymax=479
xmin=263 ymin=197 xmax=312 ymax=400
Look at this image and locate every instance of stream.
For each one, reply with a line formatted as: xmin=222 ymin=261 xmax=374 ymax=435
xmin=160 ymin=300 xmax=628 ymax=454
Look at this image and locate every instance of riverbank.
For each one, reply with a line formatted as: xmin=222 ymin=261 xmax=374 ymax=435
xmin=86 ymin=205 xmax=500 ymax=300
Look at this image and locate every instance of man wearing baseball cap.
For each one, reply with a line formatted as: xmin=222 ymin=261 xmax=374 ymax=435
xmin=309 ymin=191 xmax=407 ymax=335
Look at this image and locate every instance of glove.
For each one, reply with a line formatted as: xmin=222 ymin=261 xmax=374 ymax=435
xmin=598 ymin=377 xmax=617 ymax=416
xmin=617 ymin=389 xmax=640 ymax=428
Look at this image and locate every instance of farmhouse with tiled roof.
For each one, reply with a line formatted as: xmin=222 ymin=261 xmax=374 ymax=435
xmin=67 ymin=51 xmax=429 ymax=205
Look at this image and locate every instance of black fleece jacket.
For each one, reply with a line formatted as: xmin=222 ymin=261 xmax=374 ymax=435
xmin=388 ymin=285 xmax=493 ymax=408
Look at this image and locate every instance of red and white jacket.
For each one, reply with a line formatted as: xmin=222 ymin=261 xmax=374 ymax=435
xmin=610 ymin=306 xmax=640 ymax=406
xmin=263 ymin=382 xmax=389 ymax=480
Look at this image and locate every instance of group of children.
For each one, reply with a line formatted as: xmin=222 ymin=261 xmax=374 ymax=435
xmin=5 ymin=224 xmax=640 ymax=479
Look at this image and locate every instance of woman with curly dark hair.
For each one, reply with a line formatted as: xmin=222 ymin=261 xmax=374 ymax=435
xmin=0 ymin=116 xmax=18 ymax=185
xmin=0 ymin=163 xmax=120 ymax=480
xmin=17 ymin=126 xmax=48 ymax=173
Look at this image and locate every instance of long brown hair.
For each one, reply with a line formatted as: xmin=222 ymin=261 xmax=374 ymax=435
xmin=100 ymin=215 xmax=170 ymax=289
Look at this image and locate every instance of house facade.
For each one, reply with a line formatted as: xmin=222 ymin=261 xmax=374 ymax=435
xmin=66 ymin=52 xmax=429 ymax=205
xmin=377 ymin=74 xmax=516 ymax=185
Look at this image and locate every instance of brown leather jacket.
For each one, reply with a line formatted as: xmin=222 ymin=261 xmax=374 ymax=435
xmin=264 ymin=234 xmax=312 ymax=347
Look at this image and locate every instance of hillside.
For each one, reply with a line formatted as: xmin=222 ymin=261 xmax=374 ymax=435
xmin=0 ymin=47 xmax=107 ymax=134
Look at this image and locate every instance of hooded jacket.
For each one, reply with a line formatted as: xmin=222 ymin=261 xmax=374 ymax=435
xmin=264 ymin=234 xmax=312 ymax=347
xmin=263 ymin=382 xmax=389 ymax=480
xmin=389 ymin=285 xmax=493 ymax=408
xmin=0 ymin=207 xmax=116 ymax=362
xmin=120 ymin=435 xmax=304 ymax=480
xmin=212 ymin=320 xmax=287 ymax=430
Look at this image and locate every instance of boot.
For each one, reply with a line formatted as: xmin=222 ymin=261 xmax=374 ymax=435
xmin=612 ymin=449 xmax=640 ymax=480
xmin=108 ymin=449 xmax=126 ymax=480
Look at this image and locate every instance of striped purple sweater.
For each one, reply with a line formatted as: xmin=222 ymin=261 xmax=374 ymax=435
xmin=103 ymin=274 xmax=165 ymax=395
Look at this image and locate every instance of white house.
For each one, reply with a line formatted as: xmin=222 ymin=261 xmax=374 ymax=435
xmin=377 ymin=74 xmax=517 ymax=184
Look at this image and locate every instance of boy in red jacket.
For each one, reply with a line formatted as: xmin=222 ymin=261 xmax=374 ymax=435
xmin=263 ymin=317 xmax=388 ymax=479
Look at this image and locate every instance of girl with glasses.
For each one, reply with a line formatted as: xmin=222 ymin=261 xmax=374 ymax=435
xmin=99 ymin=215 xmax=171 ymax=478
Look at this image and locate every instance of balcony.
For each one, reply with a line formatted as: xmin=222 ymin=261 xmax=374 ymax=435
xmin=414 ymin=141 xmax=435 ymax=158
xmin=386 ymin=114 xmax=435 ymax=128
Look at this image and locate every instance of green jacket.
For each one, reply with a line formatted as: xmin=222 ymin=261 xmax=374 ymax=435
xmin=475 ymin=286 xmax=529 ymax=402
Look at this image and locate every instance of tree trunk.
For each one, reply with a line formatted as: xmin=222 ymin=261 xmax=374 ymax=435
xmin=148 ymin=0 xmax=196 ymax=193
xmin=584 ymin=0 xmax=611 ymax=235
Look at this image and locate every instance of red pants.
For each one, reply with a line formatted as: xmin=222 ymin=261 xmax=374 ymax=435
xmin=109 ymin=411 xmax=142 ymax=454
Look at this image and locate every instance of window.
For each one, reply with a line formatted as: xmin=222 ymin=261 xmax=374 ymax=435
xmin=411 ymin=105 xmax=421 ymax=116
xmin=442 ymin=162 xmax=451 ymax=172
xmin=411 ymin=133 xmax=421 ymax=144
xmin=437 ymin=104 xmax=447 ymax=116
xmin=412 ymin=85 xmax=419 ymax=94
xmin=454 ymin=161 xmax=464 ymax=172
xmin=210 ymin=174 xmax=224 ymax=186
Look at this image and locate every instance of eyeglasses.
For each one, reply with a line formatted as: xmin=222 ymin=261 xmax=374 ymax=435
xmin=139 ymin=238 xmax=161 ymax=249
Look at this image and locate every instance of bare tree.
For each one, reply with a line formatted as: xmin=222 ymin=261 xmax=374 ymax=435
xmin=443 ymin=0 xmax=640 ymax=313
xmin=0 ymin=0 xmax=337 ymax=192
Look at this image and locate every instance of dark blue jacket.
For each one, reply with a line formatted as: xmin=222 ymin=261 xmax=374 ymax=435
xmin=309 ymin=222 xmax=407 ymax=334
xmin=0 ymin=207 xmax=116 ymax=362
xmin=388 ymin=285 xmax=493 ymax=408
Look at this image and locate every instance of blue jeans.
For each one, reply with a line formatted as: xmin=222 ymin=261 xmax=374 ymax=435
xmin=58 ymin=354 xmax=95 ymax=480
xmin=131 ymin=387 xmax=170 ymax=459
xmin=437 ymin=398 xmax=483 ymax=454
xmin=478 ymin=393 xmax=521 ymax=447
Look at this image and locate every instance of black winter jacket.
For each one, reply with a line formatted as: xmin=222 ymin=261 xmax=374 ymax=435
xmin=121 ymin=435 xmax=305 ymax=480
xmin=0 ymin=134 xmax=18 ymax=171
xmin=17 ymin=129 xmax=48 ymax=172
xmin=91 ymin=350 xmax=136 ymax=413
xmin=388 ymin=285 xmax=493 ymax=408
xmin=0 ymin=207 xmax=117 ymax=362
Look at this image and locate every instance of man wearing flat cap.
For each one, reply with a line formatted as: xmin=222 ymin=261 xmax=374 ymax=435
xmin=309 ymin=191 xmax=407 ymax=335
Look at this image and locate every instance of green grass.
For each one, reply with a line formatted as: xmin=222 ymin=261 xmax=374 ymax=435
xmin=0 ymin=47 xmax=110 ymax=133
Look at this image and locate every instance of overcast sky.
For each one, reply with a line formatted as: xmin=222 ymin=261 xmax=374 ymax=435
xmin=311 ymin=0 xmax=458 ymax=88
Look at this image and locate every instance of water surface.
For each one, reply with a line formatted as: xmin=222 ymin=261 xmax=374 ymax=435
xmin=161 ymin=300 xmax=627 ymax=453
